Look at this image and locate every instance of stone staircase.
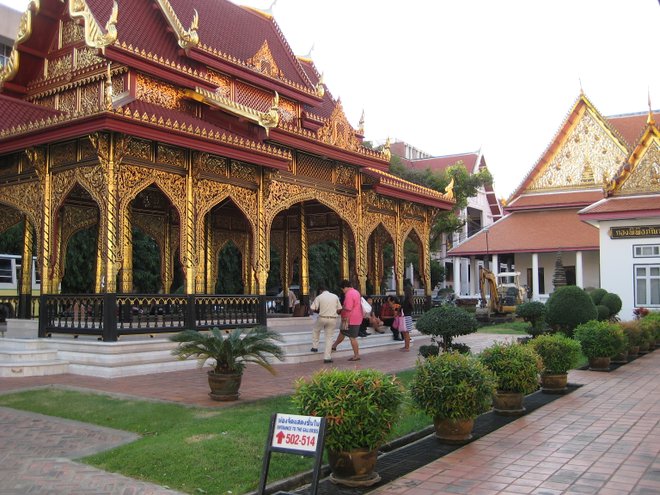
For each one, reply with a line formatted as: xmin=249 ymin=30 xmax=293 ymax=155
xmin=0 ymin=317 xmax=430 ymax=378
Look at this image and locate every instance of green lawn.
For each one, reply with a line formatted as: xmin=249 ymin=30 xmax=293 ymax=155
xmin=477 ymin=321 xmax=531 ymax=334
xmin=0 ymin=368 xmax=429 ymax=495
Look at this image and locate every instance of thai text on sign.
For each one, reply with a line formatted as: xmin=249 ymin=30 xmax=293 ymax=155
xmin=610 ymin=225 xmax=660 ymax=239
xmin=271 ymin=413 xmax=322 ymax=453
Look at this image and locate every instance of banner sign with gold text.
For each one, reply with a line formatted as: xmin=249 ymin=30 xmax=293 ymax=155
xmin=609 ymin=225 xmax=660 ymax=239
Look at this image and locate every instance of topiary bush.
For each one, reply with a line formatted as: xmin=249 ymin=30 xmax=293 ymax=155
xmin=600 ymin=292 xmax=622 ymax=320
xmin=479 ymin=341 xmax=542 ymax=394
xmin=589 ymin=288 xmax=608 ymax=305
xmin=515 ymin=301 xmax=547 ymax=337
xmin=596 ymin=305 xmax=610 ymax=321
xmin=415 ymin=305 xmax=479 ymax=351
xmin=410 ymin=352 xmax=497 ymax=420
xmin=639 ymin=312 xmax=660 ymax=344
xmin=530 ymin=333 xmax=582 ymax=374
xmin=292 ymin=368 xmax=404 ymax=452
xmin=545 ymin=286 xmax=597 ymax=336
xmin=573 ymin=320 xmax=626 ymax=359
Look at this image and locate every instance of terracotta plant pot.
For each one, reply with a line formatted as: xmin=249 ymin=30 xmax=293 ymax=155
xmin=493 ymin=391 xmax=525 ymax=416
xmin=540 ymin=373 xmax=568 ymax=394
xmin=207 ymin=370 xmax=242 ymax=401
xmin=588 ymin=356 xmax=611 ymax=371
xmin=611 ymin=350 xmax=629 ymax=364
xmin=328 ymin=448 xmax=380 ymax=487
xmin=433 ymin=417 xmax=474 ymax=444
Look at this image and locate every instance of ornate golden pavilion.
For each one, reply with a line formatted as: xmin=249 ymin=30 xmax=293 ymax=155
xmin=0 ymin=0 xmax=453 ymax=339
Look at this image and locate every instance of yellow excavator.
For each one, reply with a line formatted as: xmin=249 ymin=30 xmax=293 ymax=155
xmin=477 ymin=267 xmax=526 ymax=318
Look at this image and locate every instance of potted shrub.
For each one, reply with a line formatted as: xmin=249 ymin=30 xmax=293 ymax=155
xmin=170 ymin=326 xmax=284 ymax=401
xmin=639 ymin=312 xmax=660 ymax=350
xmin=530 ymin=334 xmax=582 ymax=393
xmin=292 ymin=368 xmax=403 ymax=486
xmin=619 ymin=320 xmax=642 ymax=357
xmin=479 ymin=341 xmax=542 ymax=415
xmin=545 ymin=286 xmax=597 ymax=336
xmin=415 ymin=305 xmax=479 ymax=353
xmin=515 ymin=301 xmax=547 ymax=337
xmin=410 ymin=352 xmax=497 ymax=443
xmin=573 ymin=320 xmax=626 ymax=371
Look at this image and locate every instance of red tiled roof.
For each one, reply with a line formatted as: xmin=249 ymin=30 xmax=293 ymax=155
xmin=448 ymin=209 xmax=599 ymax=256
xmin=0 ymin=94 xmax=62 ymax=132
xmin=87 ymin=0 xmax=314 ymax=91
xmin=579 ymin=195 xmax=660 ymax=220
xmin=408 ymin=153 xmax=479 ymax=173
xmin=362 ymin=167 xmax=454 ymax=209
xmin=607 ymin=112 xmax=653 ymax=147
xmin=505 ymin=190 xmax=605 ymax=211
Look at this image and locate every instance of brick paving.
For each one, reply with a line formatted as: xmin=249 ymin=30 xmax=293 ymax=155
xmin=0 ymin=333 xmax=658 ymax=495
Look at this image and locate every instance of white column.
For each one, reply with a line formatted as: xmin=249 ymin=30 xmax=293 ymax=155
xmin=453 ymin=257 xmax=461 ymax=296
xmin=469 ymin=256 xmax=478 ymax=296
xmin=575 ymin=251 xmax=584 ymax=288
xmin=532 ymin=253 xmax=540 ymax=301
xmin=492 ymin=254 xmax=499 ymax=274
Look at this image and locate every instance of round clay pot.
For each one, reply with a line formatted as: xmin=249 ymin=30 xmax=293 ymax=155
xmin=493 ymin=391 xmax=525 ymax=416
xmin=611 ymin=351 xmax=629 ymax=364
xmin=540 ymin=373 xmax=568 ymax=394
xmin=207 ymin=370 xmax=242 ymax=401
xmin=588 ymin=356 xmax=611 ymax=371
xmin=433 ymin=417 xmax=474 ymax=444
xmin=328 ymin=448 xmax=380 ymax=486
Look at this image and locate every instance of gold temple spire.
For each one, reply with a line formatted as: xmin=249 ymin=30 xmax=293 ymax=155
xmin=358 ymin=109 xmax=365 ymax=135
xmin=647 ymin=89 xmax=656 ymax=126
xmin=382 ymin=137 xmax=391 ymax=161
xmin=316 ymin=73 xmax=325 ymax=98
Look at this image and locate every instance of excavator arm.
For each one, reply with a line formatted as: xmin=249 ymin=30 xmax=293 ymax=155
xmin=479 ymin=267 xmax=499 ymax=314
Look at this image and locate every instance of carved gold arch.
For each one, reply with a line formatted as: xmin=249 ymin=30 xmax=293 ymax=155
xmin=117 ymin=164 xmax=186 ymax=266
xmin=56 ymin=205 xmax=99 ymax=284
xmin=51 ymin=166 xmax=106 ymax=213
xmin=0 ymin=205 xmax=24 ymax=234
xmin=0 ymin=181 xmax=42 ymax=234
xmin=401 ymin=220 xmax=432 ymax=294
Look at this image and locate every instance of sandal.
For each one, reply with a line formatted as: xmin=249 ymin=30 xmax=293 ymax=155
xmin=399 ymin=348 xmax=410 ymax=352
xmin=331 ymin=347 xmax=337 ymax=352
xmin=348 ymin=356 xmax=361 ymax=361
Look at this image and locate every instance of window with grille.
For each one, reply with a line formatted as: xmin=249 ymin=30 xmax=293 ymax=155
xmin=635 ymin=264 xmax=660 ymax=307
xmin=633 ymin=244 xmax=660 ymax=258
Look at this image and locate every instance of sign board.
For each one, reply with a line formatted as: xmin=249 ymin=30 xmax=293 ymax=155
xmin=258 ymin=413 xmax=326 ymax=495
xmin=271 ymin=413 xmax=322 ymax=454
xmin=609 ymin=225 xmax=660 ymax=239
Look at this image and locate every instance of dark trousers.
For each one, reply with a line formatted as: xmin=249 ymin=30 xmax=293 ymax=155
xmin=382 ymin=317 xmax=399 ymax=340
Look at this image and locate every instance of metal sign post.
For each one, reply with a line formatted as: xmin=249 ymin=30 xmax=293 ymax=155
xmin=258 ymin=413 xmax=326 ymax=495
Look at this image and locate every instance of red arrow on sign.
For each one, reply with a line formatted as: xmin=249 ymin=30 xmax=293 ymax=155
xmin=275 ymin=431 xmax=285 ymax=444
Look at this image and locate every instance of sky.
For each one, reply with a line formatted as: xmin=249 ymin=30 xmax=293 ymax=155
xmin=2 ymin=0 xmax=659 ymax=198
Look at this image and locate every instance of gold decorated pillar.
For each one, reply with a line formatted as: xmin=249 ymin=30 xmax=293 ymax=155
xmin=356 ymin=179 xmax=367 ymax=294
xmin=394 ymin=203 xmax=404 ymax=296
xmin=339 ymin=221 xmax=349 ymax=281
xmin=421 ymin=211 xmax=432 ymax=296
xmin=299 ymin=204 xmax=309 ymax=297
xmin=119 ymin=208 xmax=133 ymax=293
xmin=183 ymin=156 xmax=196 ymax=294
xmin=18 ymin=217 xmax=34 ymax=318
xmin=30 ymin=147 xmax=53 ymax=294
xmin=242 ymin=235 xmax=252 ymax=294
xmin=205 ymin=218 xmax=214 ymax=294
xmin=254 ymin=170 xmax=269 ymax=295
xmin=162 ymin=220 xmax=172 ymax=293
xmin=195 ymin=215 xmax=207 ymax=294
xmin=52 ymin=216 xmax=63 ymax=292
xmin=281 ymin=213 xmax=290 ymax=293
xmin=94 ymin=226 xmax=104 ymax=293
xmin=371 ymin=234 xmax=382 ymax=295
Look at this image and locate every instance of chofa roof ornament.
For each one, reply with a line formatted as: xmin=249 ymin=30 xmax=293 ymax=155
xmin=155 ymin=0 xmax=199 ymax=49
xmin=69 ymin=0 xmax=118 ymax=53
xmin=0 ymin=0 xmax=39 ymax=87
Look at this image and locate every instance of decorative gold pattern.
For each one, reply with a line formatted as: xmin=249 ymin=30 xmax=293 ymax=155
xmin=136 ymin=73 xmax=186 ymax=111
xmin=297 ymin=153 xmax=333 ymax=182
xmin=317 ymin=100 xmax=360 ymax=151
xmin=197 ymin=153 xmax=227 ymax=176
xmin=126 ymin=138 xmax=152 ymax=161
xmin=80 ymin=82 xmax=101 ymax=113
xmin=206 ymin=69 xmax=232 ymax=97
xmin=530 ymin=111 xmax=627 ymax=191
xmin=0 ymin=207 xmax=22 ymax=234
xmin=50 ymin=141 xmax=77 ymax=168
xmin=68 ymin=0 xmax=118 ymax=52
xmin=61 ymin=19 xmax=84 ymax=46
xmin=335 ymin=163 xmax=356 ymax=187
xmin=153 ymin=0 xmax=199 ymax=49
xmin=75 ymin=47 xmax=104 ymax=69
xmin=278 ymin=98 xmax=297 ymax=124
xmin=246 ymin=40 xmax=283 ymax=79
xmin=58 ymin=90 xmax=77 ymax=113
xmin=230 ymin=161 xmax=257 ymax=183
xmin=619 ymin=140 xmax=660 ymax=194
xmin=157 ymin=144 xmax=186 ymax=169
xmin=48 ymin=53 xmax=74 ymax=79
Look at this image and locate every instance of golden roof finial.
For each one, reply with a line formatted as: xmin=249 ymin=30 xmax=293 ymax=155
xmin=265 ymin=0 xmax=278 ymax=15
xmin=358 ymin=109 xmax=365 ymax=135
xmin=382 ymin=137 xmax=391 ymax=161
xmin=444 ymin=177 xmax=455 ymax=200
xmin=647 ymin=89 xmax=656 ymax=126
xmin=316 ymin=72 xmax=325 ymax=98
xmin=579 ymin=77 xmax=584 ymax=95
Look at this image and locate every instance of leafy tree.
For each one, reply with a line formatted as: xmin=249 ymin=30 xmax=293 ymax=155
xmin=0 ymin=222 xmax=23 ymax=254
xmin=216 ymin=242 xmax=243 ymax=294
xmin=308 ymin=241 xmax=340 ymax=293
xmin=132 ymin=228 xmax=161 ymax=293
xmin=389 ymin=159 xmax=492 ymax=248
xmin=61 ymin=227 xmax=97 ymax=293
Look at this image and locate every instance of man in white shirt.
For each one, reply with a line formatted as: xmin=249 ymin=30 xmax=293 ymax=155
xmin=309 ymin=284 xmax=343 ymax=363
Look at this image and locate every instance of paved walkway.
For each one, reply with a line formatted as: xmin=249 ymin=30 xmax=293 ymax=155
xmin=0 ymin=334 xmax=658 ymax=495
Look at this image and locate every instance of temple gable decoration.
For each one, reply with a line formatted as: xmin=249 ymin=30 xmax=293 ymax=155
xmin=247 ymin=40 xmax=283 ymax=80
xmin=529 ymin=109 xmax=627 ymax=191
xmin=317 ymin=100 xmax=360 ymax=151
xmin=608 ymin=123 xmax=660 ymax=196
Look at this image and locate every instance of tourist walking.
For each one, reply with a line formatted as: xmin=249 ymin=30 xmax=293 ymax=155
xmin=400 ymin=283 xmax=415 ymax=351
xmin=309 ymin=284 xmax=342 ymax=364
xmin=331 ymin=279 xmax=363 ymax=361
xmin=382 ymin=295 xmax=402 ymax=341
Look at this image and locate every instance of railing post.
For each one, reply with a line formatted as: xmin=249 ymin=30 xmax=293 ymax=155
xmin=102 ymin=292 xmax=118 ymax=342
xmin=186 ymin=294 xmax=197 ymax=331
xmin=38 ymin=294 xmax=48 ymax=338
xmin=18 ymin=294 xmax=32 ymax=319
xmin=257 ymin=295 xmax=267 ymax=327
